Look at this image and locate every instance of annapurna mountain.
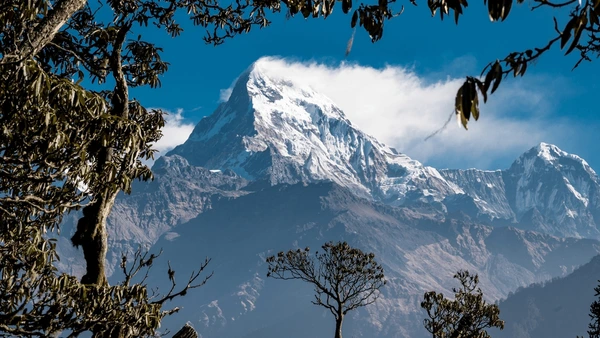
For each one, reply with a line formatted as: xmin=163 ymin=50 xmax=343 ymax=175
xmin=55 ymin=58 xmax=600 ymax=338
xmin=168 ymin=59 xmax=600 ymax=240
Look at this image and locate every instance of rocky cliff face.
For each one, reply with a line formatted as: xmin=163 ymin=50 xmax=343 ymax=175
xmin=55 ymin=155 xmax=249 ymax=277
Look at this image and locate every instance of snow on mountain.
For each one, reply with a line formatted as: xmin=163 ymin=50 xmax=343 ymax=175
xmin=167 ymin=60 xmax=461 ymax=205
xmin=439 ymin=168 xmax=515 ymax=221
xmin=165 ymin=59 xmax=600 ymax=239
xmin=503 ymin=142 xmax=600 ymax=238
xmin=440 ymin=143 xmax=600 ymax=239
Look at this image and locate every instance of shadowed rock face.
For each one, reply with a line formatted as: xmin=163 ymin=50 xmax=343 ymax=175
xmin=54 ymin=60 xmax=600 ymax=338
xmin=55 ymin=155 xmax=249 ymax=278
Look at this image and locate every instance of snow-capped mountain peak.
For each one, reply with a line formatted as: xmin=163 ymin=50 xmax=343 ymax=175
xmin=515 ymin=142 xmax=597 ymax=178
xmin=167 ymin=61 xmax=600 ymax=239
xmin=499 ymin=142 xmax=600 ymax=238
xmin=168 ymin=60 xmax=460 ymax=204
xmin=536 ymin=142 xmax=563 ymax=162
xmin=246 ymin=61 xmax=348 ymax=122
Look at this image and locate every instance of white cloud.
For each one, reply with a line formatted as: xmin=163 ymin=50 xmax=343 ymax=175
xmin=240 ymin=56 xmax=571 ymax=169
xmin=219 ymin=87 xmax=233 ymax=102
xmin=151 ymin=108 xmax=195 ymax=158
xmin=219 ymin=77 xmax=238 ymax=102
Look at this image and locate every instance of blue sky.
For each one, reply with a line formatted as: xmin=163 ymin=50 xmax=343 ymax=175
xmin=127 ymin=1 xmax=600 ymax=170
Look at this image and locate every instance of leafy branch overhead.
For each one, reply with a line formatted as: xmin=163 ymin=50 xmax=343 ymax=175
xmin=425 ymin=0 xmax=600 ymax=128
xmin=0 ymin=0 xmax=403 ymax=293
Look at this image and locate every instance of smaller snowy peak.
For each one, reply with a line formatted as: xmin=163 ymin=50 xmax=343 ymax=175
xmin=502 ymin=143 xmax=600 ymax=239
xmin=515 ymin=142 xmax=597 ymax=178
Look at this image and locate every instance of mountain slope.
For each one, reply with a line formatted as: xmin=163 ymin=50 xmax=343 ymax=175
xmin=439 ymin=168 xmax=514 ymax=222
xmin=494 ymin=255 xmax=600 ymax=338
xmin=55 ymin=155 xmax=249 ymax=277
xmin=146 ymin=182 xmax=600 ymax=338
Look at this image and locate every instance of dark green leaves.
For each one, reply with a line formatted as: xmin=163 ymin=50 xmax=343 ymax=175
xmin=342 ymin=0 xmax=353 ymax=13
xmin=421 ymin=270 xmax=505 ymax=338
xmin=586 ymin=280 xmax=600 ymax=338
xmin=427 ymin=0 xmax=469 ymax=24
xmin=351 ymin=10 xmax=359 ymax=26
xmin=455 ymin=76 xmax=485 ymax=129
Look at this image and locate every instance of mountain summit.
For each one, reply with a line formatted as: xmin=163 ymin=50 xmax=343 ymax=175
xmin=168 ymin=60 xmax=460 ymax=204
xmin=168 ymin=61 xmax=600 ymax=239
xmin=503 ymin=142 xmax=600 ymax=238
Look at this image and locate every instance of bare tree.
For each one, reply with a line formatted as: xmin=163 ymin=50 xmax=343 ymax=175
xmin=266 ymin=241 xmax=386 ymax=338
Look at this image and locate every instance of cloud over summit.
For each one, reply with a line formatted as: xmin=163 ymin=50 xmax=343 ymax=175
xmin=242 ymin=56 xmax=570 ymax=169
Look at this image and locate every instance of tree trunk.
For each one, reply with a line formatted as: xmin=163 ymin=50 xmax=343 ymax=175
xmin=173 ymin=324 xmax=198 ymax=338
xmin=71 ymin=24 xmax=131 ymax=287
xmin=335 ymin=313 xmax=344 ymax=338
xmin=71 ymin=189 xmax=117 ymax=286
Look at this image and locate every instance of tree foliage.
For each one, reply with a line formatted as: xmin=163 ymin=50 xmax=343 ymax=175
xmin=424 ymin=0 xmax=600 ymax=129
xmin=421 ymin=270 xmax=504 ymax=338
xmin=0 ymin=243 xmax=211 ymax=337
xmin=266 ymin=241 xmax=386 ymax=338
xmin=585 ymin=280 xmax=600 ymax=338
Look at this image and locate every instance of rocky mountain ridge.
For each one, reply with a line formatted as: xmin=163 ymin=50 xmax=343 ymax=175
xmin=168 ymin=60 xmax=600 ymax=240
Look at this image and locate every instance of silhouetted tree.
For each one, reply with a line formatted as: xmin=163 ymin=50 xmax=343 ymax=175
xmin=266 ymin=241 xmax=386 ymax=338
xmin=585 ymin=280 xmax=600 ymax=338
xmin=421 ymin=270 xmax=504 ymax=338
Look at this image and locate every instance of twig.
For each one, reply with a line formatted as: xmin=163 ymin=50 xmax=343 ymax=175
xmin=424 ymin=111 xmax=454 ymax=141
